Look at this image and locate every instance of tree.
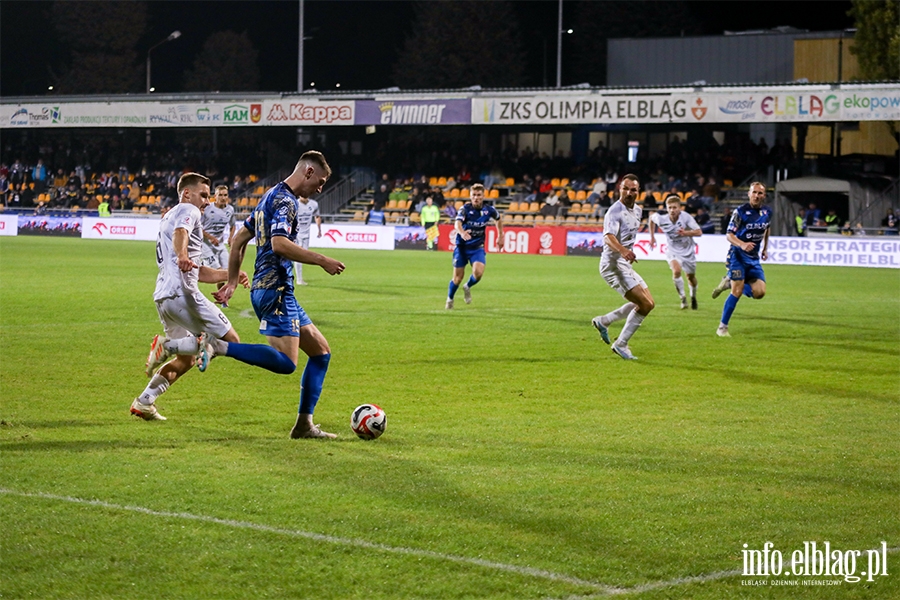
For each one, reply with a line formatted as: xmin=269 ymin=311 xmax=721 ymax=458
xmin=569 ymin=1 xmax=701 ymax=86
xmin=392 ymin=1 xmax=527 ymax=89
xmin=50 ymin=1 xmax=148 ymax=94
xmin=182 ymin=31 xmax=261 ymax=92
xmin=849 ymin=0 xmax=900 ymax=80
xmin=849 ymin=0 xmax=900 ymax=143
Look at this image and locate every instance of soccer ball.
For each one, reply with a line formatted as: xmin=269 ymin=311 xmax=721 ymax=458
xmin=350 ymin=404 xmax=386 ymax=440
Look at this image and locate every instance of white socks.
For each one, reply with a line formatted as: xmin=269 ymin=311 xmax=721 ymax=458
xmin=163 ymin=336 xmax=200 ymax=355
xmin=600 ymin=302 xmax=637 ymax=327
xmin=673 ymin=276 xmax=685 ymax=299
xmin=138 ymin=374 xmax=170 ymax=405
xmin=615 ymin=309 xmax=645 ymax=347
xmin=294 ymin=262 xmax=303 ymax=282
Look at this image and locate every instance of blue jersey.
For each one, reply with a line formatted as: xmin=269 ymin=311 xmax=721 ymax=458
xmin=727 ymin=202 xmax=771 ymax=261
xmin=242 ymin=182 xmax=298 ymax=292
xmin=455 ymin=202 xmax=500 ymax=249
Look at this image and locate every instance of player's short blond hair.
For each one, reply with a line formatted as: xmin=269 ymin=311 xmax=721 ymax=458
xmin=665 ymin=194 xmax=681 ymax=206
xmin=177 ymin=172 xmax=211 ymax=194
xmin=297 ymin=150 xmax=332 ymax=178
xmin=471 ymin=183 xmax=485 ymax=194
xmin=215 ymin=185 xmax=229 ymax=193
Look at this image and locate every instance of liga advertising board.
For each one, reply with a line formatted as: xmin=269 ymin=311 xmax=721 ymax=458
xmin=436 ymin=224 xmax=568 ymax=255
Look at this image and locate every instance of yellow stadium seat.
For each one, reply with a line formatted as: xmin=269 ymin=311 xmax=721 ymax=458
xmin=575 ymin=190 xmax=587 ymax=201
xmin=505 ymin=177 xmax=515 ymax=187
xmin=513 ymin=214 xmax=524 ymax=223
xmin=560 ymin=178 xmax=570 ymax=187
xmin=460 ymin=188 xmax=470 ymax=198
xmin=501 ymin=213 xmax=514 ymax=224
xmin=567 ymin=190 xmax=576 ymax=201
xmin=429 ymin=177 xmax=438 ymax=186
xmin=409 ymin=212 xmax=421 ymax=223
xmin=550 ymin=178 xmax=561 ymax=188
xmin=522 ymin=215 xmax=534 ymax=225
xmin=570 ymin=203 xmax=582 ymax=214
xmin=455 ymin=200 xmax=464 ymax=209
xmin=352 ymin=210 xmax=364 ymax=221
xmin=508 ymin=201 xmax=519 ymax=212
xmin=437 ymin=177 xmax=447 ymax=186
xmin=449 ymin=188 xmax=460 ymax=198
xmin=527 ymin=202 xmax=539 ymax=213
xmin=533 ymin=215 xmax=545 ymax=225
xmin=387 ymin=199 xmax=398 ymax=209
xmin=488 ymin=189 xmax=499 ymax=199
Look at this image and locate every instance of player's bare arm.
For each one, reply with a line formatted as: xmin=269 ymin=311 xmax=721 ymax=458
xmin=648 ymin=219 xmax=657 ymax=248
xmin=199 ymin=266 xmax=249 ymax=287
xmin=455 ymin=221 xmax=471 ymax=241
xmin=494 ymin=219 xmax=504 ymax=250
xmin=761 ymin=228 xmax=770 ymax=261
xmin=271 ymin=236 xmax=345 ymax=275
xmin=216 ymin=226 xmax=253 ymax=303
xmin=604 ymin=233 xmax=636 ymax=263
xmin=727 ymin=232 xmax=755 ymax=252
xmin=173 ymin=228 xmax=198 ymax=272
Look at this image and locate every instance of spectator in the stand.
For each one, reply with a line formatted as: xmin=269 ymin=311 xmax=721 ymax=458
xmin=231 ymin=175 xmax=243 ymax=195
xmin=31 ymin=159 xmax=48 ymax=193
xmin=841 ymin=220 xmax=853 ymax=236
xmin=7 ymin=183 xmax=22 ymax=208
xmin=0 ymin=173 xmax=8 ymax=206
xmin=586 ymin=179 xmax=607 ymax=205
xmin=442 ymin=199 xmax=457 ymax=220
xmin=413 ymin=175 xmax=430 ymax=197
xmin=854 ymin=222 xmax=866 ymax=236
xmin=701 ymin=176 xmax=721 ymax=210
xmin=696 ymin=207 xmax=716 ymax=234
xmin=795 ymin=209 xmax=807 ymax=236
xmin=9 ymin=160 xmax=25 ymax=186
xmin=483 ymin=163 xmax=505 ymax=190
xmin=604 ymin=167 xmax=618 ymax=188
xmin=365 ymin=203 xmax=385 ymax=225
xmin=430 ymin=186 xmax=445 ymax=208
xmin=373 ymin=183 xmax=390 ymax=210
xmin=882 ymin=208 xmax=898 ymax=234
xmin=52 ymin=168 xmax=67 ymax=191
xmin=443 ymin=176 xmax=457 ymax=193
xmin=542 ymin=190 xmax=560 ymax=217
xmin=824 ymin=209 xmax=841 ymax=233
xmin=685 ymin=193 xmax=703 ymax=215
xmin=806 ymin=202 xmax=821 ymax=228
xmin=65 ymin=183 xmax=82 ymax=208
xmin=98 ymin=196 xmax=111 ymax=217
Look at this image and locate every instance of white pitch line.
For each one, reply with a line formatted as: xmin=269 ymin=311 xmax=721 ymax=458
xmin=0 ymin=488 xmax=617 ymax=594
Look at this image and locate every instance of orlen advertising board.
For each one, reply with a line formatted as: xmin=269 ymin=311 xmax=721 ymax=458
xmin=82 ymin=217 xmax=160 ymax=240
xmin=436 ymin=224 xmax=567 ymax=255
xmin=309 ymin=225 xmax=394 ymax=250
xmin=0 ymin=215 xmax=18 ymax=235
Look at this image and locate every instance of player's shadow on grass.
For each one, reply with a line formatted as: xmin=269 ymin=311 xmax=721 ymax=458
xmin=742 ymin=313 xmax=890 ymax=334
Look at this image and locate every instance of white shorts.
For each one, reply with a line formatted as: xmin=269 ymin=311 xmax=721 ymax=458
xmin=298 ymin=234 xmax=310 ymax=250
xmin=666 ymin=251 xmax=697 ymax=275
xmin=599 ymin=255 xmax=646 ymax=297
xmin=155 ymin=291 xmax=232 ymax=340
xmin=200 ymin=244 xmax=229 ymax=269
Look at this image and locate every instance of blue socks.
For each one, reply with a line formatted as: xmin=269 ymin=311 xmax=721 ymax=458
xmin=721 ymin=293 xmax=740 ymax=325
xmin=448 ymin=280 xmax=459 ymax=299
xmin=299 ymin=353 xmax=331 ymax=414
xmin=742 ymin=283 xmax=754 ymax=298
xmin=466 ymin=275 xmax=480 ymax=288
xmin=224 ymin=342 xmax=296 ymax=374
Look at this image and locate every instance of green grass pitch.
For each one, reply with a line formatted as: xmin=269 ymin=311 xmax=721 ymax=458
xmin=1 ymin=236 xmax=898 ymax=599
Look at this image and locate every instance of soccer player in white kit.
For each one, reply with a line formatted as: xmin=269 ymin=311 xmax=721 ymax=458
xmin=131 ymin=173 xmax=249 ymax=421
xmin=591 ymin=174 xmax=656 ymax=360
xmin=292 ymin=196 xmax=322 ymax=285
xmin=648 ymin=195 xmax=702 ymax=310
xmin=200 ymin=185 xmax=236 ymax=305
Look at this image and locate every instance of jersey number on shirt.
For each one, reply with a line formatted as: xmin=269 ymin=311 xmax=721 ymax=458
xmin=156 ymin=241 xmax=164 ymax=265
xmin=254 ymin=211 xmax=268 ymax=247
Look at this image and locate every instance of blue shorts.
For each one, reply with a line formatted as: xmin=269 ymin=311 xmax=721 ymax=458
xmin=453 ymin=244 xmax=486 ymax=268
xmin=250 ymin=288 xmax=311 ymax=338
xmin=726 ymin=250 xmax=766 ymax=283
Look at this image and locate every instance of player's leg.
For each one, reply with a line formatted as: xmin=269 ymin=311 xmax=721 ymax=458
xmin=718 ymin=275 xmax=745 ymax=337
xmin=447 ymin=248 xmax=467 ymax=309
xmin=290 ymin=321 xmax=336 ymax=439
xmin=669 ymin=258 xmax=687 ymax=308
xmin=612 ymin=284 xmax=654 ymax=359
xmin=198 ymin=289 xmax=297 ymax=374
xmin=684 ymin=258 xmax=699 ymax=309
xmin=134 ymin=309 xmax=200 ymax=421
xmin=592 ymin=259 xmax=635 ymax=344
xmin=214 ymin=246 xmax=230 ymax=305
xmin=463 ymin=252 xmax=486 ymax=304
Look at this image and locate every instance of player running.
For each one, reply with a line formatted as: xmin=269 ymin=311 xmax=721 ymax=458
xmin=591 ymin=174 xmax=655 ymax=360
xmin=292 ymin=194 xmax=322 ymax=285
xmin=648 ymin=195 xmax=702 ymax=309
xmin=712 ymin=182 xmax=771 ymax=337
xmin=445 ymin=183 xmax=503 ymax=309
xmin=200 ymin=185 xmax=236 ymax=306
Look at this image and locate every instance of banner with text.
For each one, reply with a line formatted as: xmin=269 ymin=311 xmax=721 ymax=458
xmin=436 ymin=224 xmax=568 ymax=255
xmin=309 ymin=224 xmax=394 ymax=250
xmin=81 ymin=217 xmax=161 ymax=241
xmin=355 ymin=99 xmax=470 ymax=125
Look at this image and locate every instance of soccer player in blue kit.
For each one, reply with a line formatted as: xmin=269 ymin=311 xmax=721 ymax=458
xmin=446 ymin=183 xmax=504 ymax=309
xmin=211 ymin=151 xmax=346 ymax=438
xmin=713 ymin=182 xmax=771 ymax=337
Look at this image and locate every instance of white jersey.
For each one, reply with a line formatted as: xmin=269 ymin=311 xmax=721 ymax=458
xmin=296 ymin=199 xmax=320 ymax=239
xmin=601 ymin=200 xmax=643 ymax=260
xmin=153 ymin=203 xmax=203 ymax=302
xmin=201 ymin=203 xmax=235 ymax=248
xmin=650 ymin=211 xmax=700 ymax=258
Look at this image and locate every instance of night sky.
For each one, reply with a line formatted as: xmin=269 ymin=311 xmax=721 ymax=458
xmin=1 ymin=1 xmax=855 ymax=96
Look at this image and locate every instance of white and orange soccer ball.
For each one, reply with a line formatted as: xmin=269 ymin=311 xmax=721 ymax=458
xmin=350 ymin=404 xmax=386 ymax=440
